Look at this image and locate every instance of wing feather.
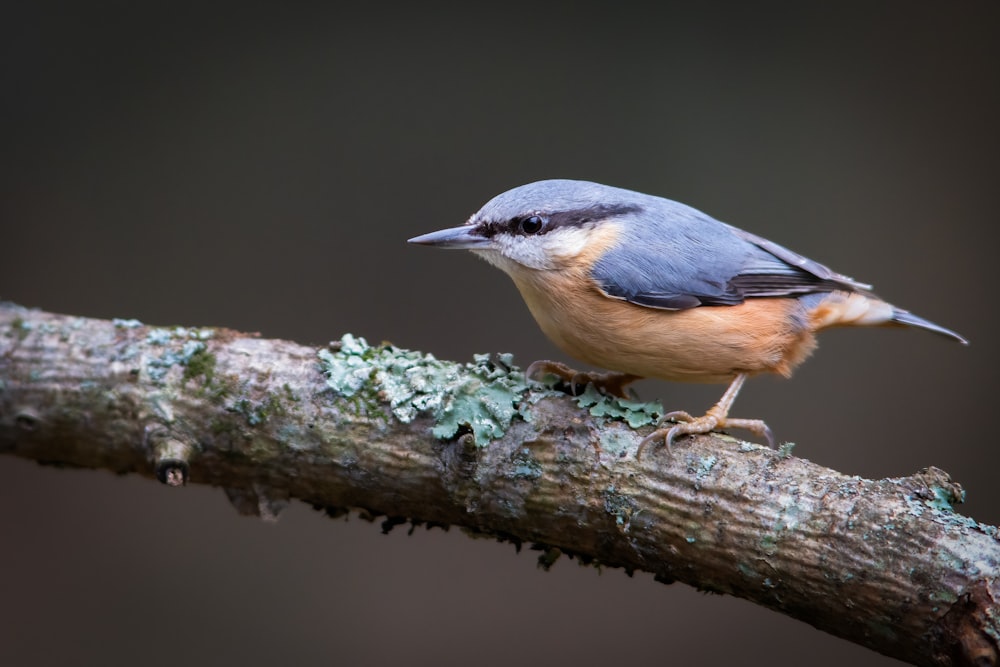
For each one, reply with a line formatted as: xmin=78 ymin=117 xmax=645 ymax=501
xmin=590 ymin=207 xmax=870 ymax=311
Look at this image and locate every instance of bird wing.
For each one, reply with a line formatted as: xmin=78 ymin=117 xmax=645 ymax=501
xmin=589 ymin=215 xmax=870 ymax=311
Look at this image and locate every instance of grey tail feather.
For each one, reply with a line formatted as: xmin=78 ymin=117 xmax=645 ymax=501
xmin=892 ymin=309 xmax=968 ymax=345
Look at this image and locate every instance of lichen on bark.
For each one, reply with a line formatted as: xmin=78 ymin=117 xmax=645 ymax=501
xmin=0 ymin=301 xmax=997 ymax=666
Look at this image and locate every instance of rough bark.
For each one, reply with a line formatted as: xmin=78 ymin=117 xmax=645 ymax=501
xmin=0 ymin=302 xmax=996 ymax=666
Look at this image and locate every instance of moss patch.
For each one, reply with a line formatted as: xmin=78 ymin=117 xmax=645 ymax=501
xmin=182 ymin=345 xmax=217 ymax=384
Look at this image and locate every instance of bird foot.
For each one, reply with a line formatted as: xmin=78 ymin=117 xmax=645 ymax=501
xmin=525 ymin=360 xmax=640 ymax=399
xmin=637 ymin=410 xmax=774 ymax=459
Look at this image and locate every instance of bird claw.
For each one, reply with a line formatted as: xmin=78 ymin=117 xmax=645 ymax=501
xmin=635 ymin=374 xmax=775 ymax=459
xmin=526 ymin=366 xmax=777 ymax=459
xmin=636 ymin=412 xmax=775 ymax=460
xmin=635 ymin=414 xmax=706 ymax=459
xmin=526 ymin=360 xmax=639 ymax=399
xmin=721 ymin=418 xmax=775 ymax=449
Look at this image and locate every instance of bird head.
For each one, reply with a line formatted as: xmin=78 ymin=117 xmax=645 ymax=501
xmin=408 ymin=179 xmax=644 ymax=276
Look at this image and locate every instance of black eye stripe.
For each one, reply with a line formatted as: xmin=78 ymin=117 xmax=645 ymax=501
xmin=479 ymin=203 xmax=642 ymax=239
xmin=547 ymin=203 xmax=642 ymax=228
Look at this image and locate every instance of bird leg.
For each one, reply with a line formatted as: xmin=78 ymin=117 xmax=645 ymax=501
xmin=637 ymin=373 xmax=775 ymax=457
xmin=525 ymin=360 xmax=640 ymax=399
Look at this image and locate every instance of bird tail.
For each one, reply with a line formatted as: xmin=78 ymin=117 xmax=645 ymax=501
xmin=890 ymin=308 xmax=968 ymax=345
xmin=802 ymin=291 xmax=968 ymax=345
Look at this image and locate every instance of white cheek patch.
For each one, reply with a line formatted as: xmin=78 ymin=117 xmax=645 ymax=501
xmin=541 ymin=227 xmax=593 ymax=264
xmin=472 ymin=223 xmax=617 ymax=273
xmin=488 ymin=235 xmax=557 ymax=270
xmin=500 ymin=226 xmax=603 ymax=270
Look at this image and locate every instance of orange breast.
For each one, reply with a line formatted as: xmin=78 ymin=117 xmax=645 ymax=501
xmin=511 ymin=270 xmax=817 ymax=384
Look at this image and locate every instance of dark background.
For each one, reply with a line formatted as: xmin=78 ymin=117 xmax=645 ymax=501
xmin=2 ymin=4 xmax=997 ymax=666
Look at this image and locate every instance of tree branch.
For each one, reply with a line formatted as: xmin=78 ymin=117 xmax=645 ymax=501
xmin=0 ymin=302 xmax=996 ymax=666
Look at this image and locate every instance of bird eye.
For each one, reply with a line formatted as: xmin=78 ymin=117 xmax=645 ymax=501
xmin=518 ymin=215 xmax=545 ymax=235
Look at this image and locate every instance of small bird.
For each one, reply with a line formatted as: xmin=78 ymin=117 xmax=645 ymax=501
xmin=408 ymin=179 xmax=967 ymax=450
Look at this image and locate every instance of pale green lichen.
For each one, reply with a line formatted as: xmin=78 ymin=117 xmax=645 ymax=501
xmin=144 ymin=327 xmax=217 ymax=384
xmin=598 ymin=427 xmax=634 ymax=458
xmin=574 ymin=384 xmax=663 ymax=428
xmin=693 ymin=454 xmax=717 ymax=480
xmin=231 ymin=394 xmax=286 ymax=426
xmin=686 ymin=454 xmax=719 ymax=491
xmin=318 ymin=335 xmax=530 ymax=444
xmin=146 ymin=328 xmax=174 ymax=346
xmin=317 ymin=335 xmax=684 ymax=447
xmin=773 ymin=488 xmax=806 ymax=533
xmin=509 ymin=447 xmax=542 ymax=480
xmin=926 ymin=483 xmax=965 ymax=512
xmin=901 ymin=481 xmax=997 ymax=534
xmin=603 ymin=485 xmax=639 ymax=531
xmin=146 ymin=326 xmax=214 ymax=347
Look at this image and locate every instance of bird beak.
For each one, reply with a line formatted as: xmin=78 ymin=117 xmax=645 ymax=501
xmin=407 ymin=225 xmax=489 ymax=249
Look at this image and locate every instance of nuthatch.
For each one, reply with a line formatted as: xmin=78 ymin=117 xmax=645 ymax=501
xmin=409 ymin=179 xmax=967 ymax=450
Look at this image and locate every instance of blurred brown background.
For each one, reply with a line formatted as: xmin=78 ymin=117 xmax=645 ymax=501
xmin=2 ymin=3 xmax=997 ymax=666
